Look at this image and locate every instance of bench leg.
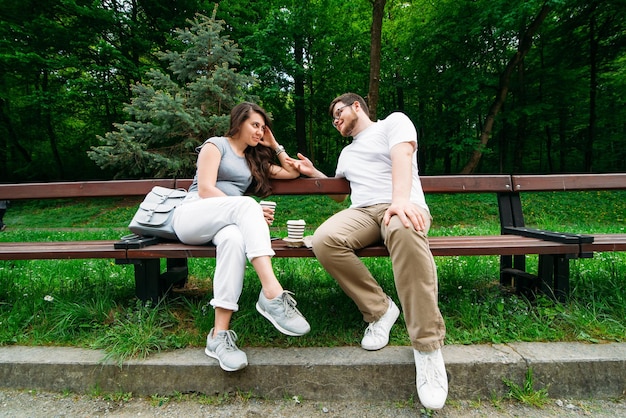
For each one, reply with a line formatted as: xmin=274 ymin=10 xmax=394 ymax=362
xmin=501 ymin=254 xmax=571 ymax=302
xmin=162 ymin=258 xmax=189 ymax=290
xmin=539 ymin=254 xmax=570 ymax=302
xmin=500 ymin=254 xmax=527 ymax=287
xmin=132 ymin=258 xmax=189 ymax=304
xmin=133 ymin=259 xmax=162 ymax=304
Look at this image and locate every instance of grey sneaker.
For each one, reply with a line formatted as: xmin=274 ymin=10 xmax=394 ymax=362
xmin=414 ymin=348 xmax=448 ymax=410
xmin=361 ymin=297 xmax=400 ymax=351
xmin=204 ymin=328 xmax=248 ymax=372
xmin=256 ymin=290 xmax=311 ymax=336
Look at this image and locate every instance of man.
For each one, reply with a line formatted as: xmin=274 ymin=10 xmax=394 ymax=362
xmin=289 ymin=93 xmax=448 ymax=410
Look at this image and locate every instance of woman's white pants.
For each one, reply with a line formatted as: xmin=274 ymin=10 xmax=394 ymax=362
xmin=172 ymin=195 xmax=274 ymax=312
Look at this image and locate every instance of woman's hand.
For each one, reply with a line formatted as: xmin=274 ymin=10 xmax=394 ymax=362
xmin=262 ymin=206 xmax=275 ymax=225
xmin=258 ymin=126 xmax=278 ymax=149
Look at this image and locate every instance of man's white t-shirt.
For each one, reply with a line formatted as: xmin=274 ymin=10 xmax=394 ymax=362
xmin=335 ymin=112 xmax=429 ymax=213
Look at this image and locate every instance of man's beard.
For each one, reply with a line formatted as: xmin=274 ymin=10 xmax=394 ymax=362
xmin=341 ymin=118 xmax=357 ymax=137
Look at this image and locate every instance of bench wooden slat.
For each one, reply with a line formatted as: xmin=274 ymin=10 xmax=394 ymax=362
xmin=121 ymin=235 xmax=580 ymax=260
xmin=582 ymin=234 xmax=626 ymax=253
xmin=0 ymin=241 xmax=126 ymax=260
xmin=269 ymin=178 xmax=351 ymax=195
xmin=428 ymin=236 xmax=581 ymax=256
xmin=0 ymin=235 xmax=584 ymax=262
xmin=0 ymin=180 xmax=177 ymax=200
xmin=421 ymin=175 xmax=513 ymax=193
xmin=3 ymin=173 xmax=623 ymax=201
xmin=512 ymin=173 xmax=626 ymax=192
xmin=269 ymin=175 xmax=514 ymax=195
xmin=1 ymin=175 xmax=515 ymax=200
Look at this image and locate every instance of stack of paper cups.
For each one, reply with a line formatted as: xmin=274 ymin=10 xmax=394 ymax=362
xmin=286 ymin=219 xmax=306 ymax=240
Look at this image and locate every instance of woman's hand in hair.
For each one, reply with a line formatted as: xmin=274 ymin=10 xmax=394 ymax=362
xmin=259 ymin=126 xmax=279 ymax=149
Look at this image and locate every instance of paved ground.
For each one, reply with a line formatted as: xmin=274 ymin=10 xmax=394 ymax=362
xmin=1 ymin=342 xmax=625 ymax=416
xmin=0 ymin=388 xmax=625 ymax=417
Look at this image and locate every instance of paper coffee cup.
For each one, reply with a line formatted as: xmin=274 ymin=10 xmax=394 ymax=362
xmin=260 ymin=201 xmax=277 ymax=225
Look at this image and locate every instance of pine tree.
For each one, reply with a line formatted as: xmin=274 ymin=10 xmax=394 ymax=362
xmin=88 ymin=10 xmax=255 ymax=178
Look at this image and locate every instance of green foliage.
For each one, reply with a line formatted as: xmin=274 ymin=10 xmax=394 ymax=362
xmin=91 ymin=299 xmax=189 ymax=365
xmin=88 ymin=12 xmax=256 ymax=178
xmin=3 ymin=0 xmax=626 ymax=180
xmin=0 ymin=0 xmax=202 ymax=181
xmin=503 ymin=368 xmax=550 ymax=407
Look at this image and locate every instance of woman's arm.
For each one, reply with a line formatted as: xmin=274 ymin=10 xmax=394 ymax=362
xmin=258 ymin=127 xmax=300 ymax=179
xmin=269 ymin=149 xmax=301 ymax=179
xmin=196 ymin=143 xmax=227 ymax=198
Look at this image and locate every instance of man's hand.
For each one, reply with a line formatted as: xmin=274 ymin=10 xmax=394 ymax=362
xmin=383 ymin=201 xmax=427 ymax=231
xmin=285 ymin=153 xmax=326 ymax=178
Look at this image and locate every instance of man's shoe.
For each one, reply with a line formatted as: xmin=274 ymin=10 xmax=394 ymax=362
xmin=414 ymin=348 xmax=448 ymax=410
xmin=256 ymin=290 xmax=311 ymax=336
xmin=361 ymin=297 xmax=400 ymax=350
xmin=205 ymin=328 xmax=248 ymax=372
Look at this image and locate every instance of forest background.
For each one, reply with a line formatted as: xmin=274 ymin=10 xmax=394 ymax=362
xmin=1 ymin=0 xmax=625 ymax=182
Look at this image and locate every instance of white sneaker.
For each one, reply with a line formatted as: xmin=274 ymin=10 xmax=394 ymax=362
xmin=256 ymin=290 xmax=311 ymax=336
xmin=361 ymin=297 xmax=400 ymax=351
xmin=414 ymin=348 xmax=448 ymax=410
xmin=205 ymin=329 xmax=248 ymax=372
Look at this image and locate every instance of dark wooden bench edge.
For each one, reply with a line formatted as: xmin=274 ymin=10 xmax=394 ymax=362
xmin=0 ymin=175 xmax=517 ymax=200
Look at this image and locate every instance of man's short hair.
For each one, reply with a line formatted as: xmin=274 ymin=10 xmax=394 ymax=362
xmin=329 ymin=93 xmax=369 ymax=117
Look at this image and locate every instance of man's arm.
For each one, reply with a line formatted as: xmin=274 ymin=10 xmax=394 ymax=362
xmin=286 ymin=153 xmax=348 ymax=203
xmin=383 ymin=142 xmax=426 ymax=231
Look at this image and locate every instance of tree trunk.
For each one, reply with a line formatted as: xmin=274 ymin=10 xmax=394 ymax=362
xmin=514 ymin=53 xmax=527 ymax=173
xmin=461 ymin=4 xmax=551 ymax=174
xmin=42 ymin=70 xmax=65 ymax=179
xmin=0 ymin=99 xmax=32 ymax=170
xmin=367 ymin=0 xmax=386 ymax=120
xmin=586 ymin=10 xmax=598 ymax=172
xmin=294 ymin=34 xmax=307 ymax=154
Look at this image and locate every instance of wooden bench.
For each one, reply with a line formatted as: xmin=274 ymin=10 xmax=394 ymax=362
xmin=502 ymin=174 xmax=626 ymax=298
xmin=1 ymin=174 xmax=624 ymax=303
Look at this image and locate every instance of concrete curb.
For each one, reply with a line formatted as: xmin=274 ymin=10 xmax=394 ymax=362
xmin=1 ymin=342 xmax=625 ymax=401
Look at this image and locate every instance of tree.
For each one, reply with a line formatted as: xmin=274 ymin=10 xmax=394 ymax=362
xmin=461 ymin=3 xmax=552 ymax=174
xmin=367 ymin=0 xmax=386 ymax=119
xmin=3 ymin=0 xmax=626 ymax=181
xmin=0 ymin=0 xmax=113 ymax=180
xmin=88 ymin=11 xmax=256 ymax=178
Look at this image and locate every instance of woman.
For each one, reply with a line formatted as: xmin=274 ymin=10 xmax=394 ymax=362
xmin=172 ymin=102 xmax=309 ymax=372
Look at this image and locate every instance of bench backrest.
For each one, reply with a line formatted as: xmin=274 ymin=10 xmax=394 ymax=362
xmin=0 ymin=175 xmax=514 ymax=200
xmin=0 ymin=179 xmax=177 ymax=200
xmin=512 ymin=173 xmax=626 ymax=191
xmin=1 ymin=173 xmax=624 ymax=200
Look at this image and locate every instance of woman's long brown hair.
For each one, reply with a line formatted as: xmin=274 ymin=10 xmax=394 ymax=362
xmin=226 ymin=102 xmax=275 ymax=198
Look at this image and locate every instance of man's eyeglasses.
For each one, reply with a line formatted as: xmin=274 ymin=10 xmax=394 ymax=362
xmin=331 ymin=103 xmax=352 ymax=126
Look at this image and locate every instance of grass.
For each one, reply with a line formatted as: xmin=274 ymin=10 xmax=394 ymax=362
xmin=0 ymin=191 xmax=625 ymax=364
xmin=503 ymin=368 xmax=550 ymax=407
